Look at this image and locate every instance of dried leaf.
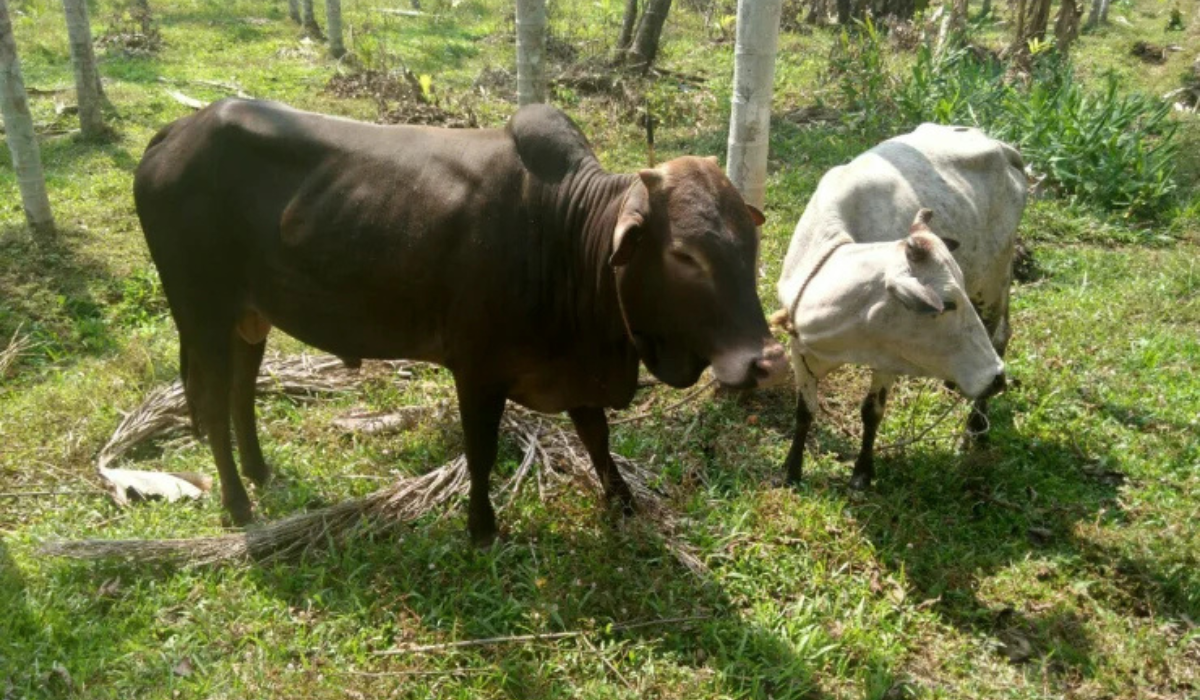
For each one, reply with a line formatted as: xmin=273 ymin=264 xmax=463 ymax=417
xmin=99 ymin=466 xmax=210 ymax=507
xmin=172 ymin=657 xmax=194 ymax=677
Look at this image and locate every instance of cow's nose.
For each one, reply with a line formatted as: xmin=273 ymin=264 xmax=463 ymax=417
xmin=982 ymin=372 xmax=1007 ymax=399
xmin=750 ymin=341 xmax=789 ymax=388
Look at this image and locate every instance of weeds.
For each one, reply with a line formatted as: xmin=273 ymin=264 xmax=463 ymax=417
xmin=833 ymin=29 xmax=1184 ymax=224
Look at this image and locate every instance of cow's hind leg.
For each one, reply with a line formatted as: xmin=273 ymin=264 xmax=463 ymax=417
xmin=231 ymin=337 xmax=270 ymax=486
xmin=569 ymin=407 xmax=635 ymax=516
xmin=851 ymin=372 xmax=895 ymax=490
xmin=187 ymin=332 xmax=252 ymax=525
xmin=455 ymin=379 xmax=507 ymax=547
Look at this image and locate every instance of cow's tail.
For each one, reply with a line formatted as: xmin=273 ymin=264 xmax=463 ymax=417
xmin=769 ymin=308 xmax=794 ymax=334
xmin=179 ymin=343 xmax=203 ymax=438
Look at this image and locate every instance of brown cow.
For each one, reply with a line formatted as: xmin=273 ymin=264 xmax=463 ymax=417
xmin=134 ymin=100 xmax=787 ymax=545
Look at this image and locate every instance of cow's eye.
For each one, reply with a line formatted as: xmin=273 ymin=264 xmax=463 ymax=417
xmin=671 ymin=249 xmax=704 ymax=271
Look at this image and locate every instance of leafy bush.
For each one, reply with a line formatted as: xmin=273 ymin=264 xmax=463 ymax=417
xmin=831 ymin=29 xmax=1181 ymax=222
xmin=896 ymin=46 xmax=1178 ymax=221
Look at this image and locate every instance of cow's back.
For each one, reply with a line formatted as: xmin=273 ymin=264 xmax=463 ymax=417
xmin=829 ymin=124 xmax=1025 ymax=306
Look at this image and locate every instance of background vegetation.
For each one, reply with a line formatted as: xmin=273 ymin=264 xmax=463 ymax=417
xmin=1 ymin=0 xmax=1197 ymax=697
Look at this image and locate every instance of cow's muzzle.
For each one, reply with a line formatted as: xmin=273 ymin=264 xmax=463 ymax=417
xmin=945 ymin=371 xmax=1007 ymax=400
xmin=713 ymin=341 xmax=790 ymax=389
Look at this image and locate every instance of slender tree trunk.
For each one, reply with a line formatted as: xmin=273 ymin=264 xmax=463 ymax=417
xmin=515 ymin=0 xmax=546 ymax=105
xmin=0 ymin=0 xmax=55 ymax=236
xmin=725 ymin=0 xmax=782 ymax=212
xmin=1085 ymin=0 xmax=1108 ymax=27
xmin=950 ymin=0 xmax=968 ymax=37
xmin=628 ymin=0 xmax=671 ymax=73
xmin=288 ymin=0 xmax=301 ymax=23
xmin=836 ymin=0 xmax=851 ymax=24
xmin=325 ymin=0 xmax=343 ymax=57
xmin=980 ymin=0 xmax=991 ymax=18
xmin=1026 ymin=0 xmax=1052 ymax=41
xmin=1054 ymin=0 xmax=1079 ymax=53
xmin=617 ymin=0 xmax=638 ymax=51
xmin=302 ymin=0 xmax=321 ymax=36
xmin=1099 ymin=0 xmax=1109 ymax=22
xmin=61 ymin=0 xmax=106 ymax=139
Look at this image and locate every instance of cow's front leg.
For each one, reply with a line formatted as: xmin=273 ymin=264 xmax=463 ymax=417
xmin=851 ymin=372 xmax=896 ymax=490
xmin=569 ymin=407 xmax=635 ymax=515
xmin=782 ymin=344 xmax=820 ymax=486
xmin=455 ymin=380 xmax=507 ymax=547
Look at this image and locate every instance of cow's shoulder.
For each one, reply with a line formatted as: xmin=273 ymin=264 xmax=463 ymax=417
xmin=506 ymin=104 xmax=598 ymax=183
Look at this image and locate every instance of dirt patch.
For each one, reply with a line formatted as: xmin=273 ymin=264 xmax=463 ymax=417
xmin=326 ymin=69 xmax=422 ymax=102
xmin=97 ymin=2 xmax=162 ymax=57
xmin=1131 ymin=41 xmax=1170 ymax=64
xmin=378 ymin=101 xmax=477 ymax=128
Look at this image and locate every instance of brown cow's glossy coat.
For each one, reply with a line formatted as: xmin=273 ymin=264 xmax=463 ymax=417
xmin=134 ymin=100 xmax=785 ymax=544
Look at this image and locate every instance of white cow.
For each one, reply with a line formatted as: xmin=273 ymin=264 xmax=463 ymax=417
xmin=775 ymin=123 xmax=1027 ymax=489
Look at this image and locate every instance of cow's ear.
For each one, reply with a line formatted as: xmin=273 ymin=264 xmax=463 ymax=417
xmin=939 ymin=236 xmax=960 ymax=252
xmin=612 ymin=176 xmax=655 ymax=267
xmin=746 ymin=205 xmax=766 ymax=227
xmin=887 ymin=275 xmax=944 ymax=315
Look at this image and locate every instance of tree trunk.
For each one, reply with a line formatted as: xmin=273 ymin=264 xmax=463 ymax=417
xmin=836 ymin=0 xmax=851 ymax=24
xmin=302 ymin=0 xmax=321 ymax=36
xmin=980 ymin=0 xmax=991 ymax=18
xmin=61 ymin=0 xmax=105 ymax=139
xmin=1025 ymin=0 xmax=1052 ymax=41
xmin=0 ymin=0 xmax=55 ymax=236
xmin=1054 ymin=0 xmax=1079 ymax=53
xmin=325 ymin=0 xmax=343 ymax=57
xmin=628 ymin=0 xmax=672 ymax=73
xmin=725 ymin=0 xmax=782 ymax=212
xmin=1085 ymin=0 xmax=1108 ymax=27
xmin=516 ymin=0 xmax=546 ymax=105
xmin=950 ymin=0 xmax=968 ymax=37
xmin=1099 ymin=0 xmax=1109 ymax=22
xmin=617 ymin=0 xmax=638 ymax=51
xmin=288 ymin=0 xmax=301 ymax=24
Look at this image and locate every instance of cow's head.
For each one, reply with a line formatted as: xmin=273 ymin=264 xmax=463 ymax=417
xmin=798 ymin=209 xmax=1005 ymax=399
xmin=610 ymin=156 xmax=788 ymax=389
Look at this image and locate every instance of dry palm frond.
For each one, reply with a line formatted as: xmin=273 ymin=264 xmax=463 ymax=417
xmin=45 ymin=359 xmax=705 ymax=575
xmin=1 ymin=325 xmax=36 ymax=379
xmin=96 ymin=354 xmax=413 ymax=470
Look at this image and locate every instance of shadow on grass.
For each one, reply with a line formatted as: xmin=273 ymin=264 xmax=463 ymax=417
xmin=244 ymin=514 xmax=830 ymax=699
xmin=744 ymin=377 xmax=1194 ymax=683
xmin=0 ymin=226 xmax=122 ymax=371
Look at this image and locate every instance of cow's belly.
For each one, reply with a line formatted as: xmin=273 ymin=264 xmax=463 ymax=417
xmin=508 ymin=356 xmax=637 ymax=413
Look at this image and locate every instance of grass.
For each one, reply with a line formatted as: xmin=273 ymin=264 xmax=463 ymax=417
xmin=2 ymin=0 xmax=1199 ymax=697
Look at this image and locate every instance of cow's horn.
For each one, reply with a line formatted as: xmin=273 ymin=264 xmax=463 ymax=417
xmin=909 ymin=208 xmax=934 ymax=232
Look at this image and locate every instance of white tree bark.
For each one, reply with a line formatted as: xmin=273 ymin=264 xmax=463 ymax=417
xmin=725 ymin=0 xmax=782 ymax=212
xmin=1085 ymin=0 xmax=1109 ymax=28
xmin=0 ymin=0 xmax=55 ymax=236
xmin=516 ymin=0 xmax=546 ymax=105
xmin=302 ymin=0 xmax=321 ymax=36
xmin=325 ymin=0 xmax=343 ymax=57
xmin=62 ymin=0 xmax=105 ymax=138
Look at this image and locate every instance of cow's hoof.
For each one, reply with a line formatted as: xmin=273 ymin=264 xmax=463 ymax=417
xmin=222 ymin=501 xmax=254 ymax=527
xmin=470 ymin=527 xmax=498 ymax=550
xmin=243 ymin=463 xmax=272 ymax=488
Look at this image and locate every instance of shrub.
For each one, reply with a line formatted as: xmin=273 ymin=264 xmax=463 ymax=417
xmin=833 ymin=30 xmax=1181 ymax=223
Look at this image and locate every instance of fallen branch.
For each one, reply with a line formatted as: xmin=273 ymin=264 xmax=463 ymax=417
xmin=165 ymin=89 xmax=206 ymax=109
xmin=374 ymin=615 xmax=710 ymax=656
xmin=156 ymin=76 xmax=253 ymax=98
